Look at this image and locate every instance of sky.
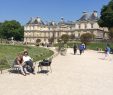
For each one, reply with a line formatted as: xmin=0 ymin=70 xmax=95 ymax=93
xmin=0 ymin=0 xmax=110 ymax=25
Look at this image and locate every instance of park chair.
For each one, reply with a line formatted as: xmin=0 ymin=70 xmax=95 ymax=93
xmin=38 ymin=57 xmax=52 ymax=73
xmin=60 ymin=48 xmax=67 ymax=56
xmin=10 ymin=61 xmax=20 ymax=74
xmin=10 ymin=60 xmax=32 ymax=74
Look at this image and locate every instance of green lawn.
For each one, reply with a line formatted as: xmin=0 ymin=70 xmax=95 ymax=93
xmin=54 ymin=41 xmax=113 ymax=50
xmin=0 ymin=45 xmax=54 ymax=69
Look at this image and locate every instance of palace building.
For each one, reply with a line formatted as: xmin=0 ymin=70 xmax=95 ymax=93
xmin=24 ymin=11 xmax=108 ymax=44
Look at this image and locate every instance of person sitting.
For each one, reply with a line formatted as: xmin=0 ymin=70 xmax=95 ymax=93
xmin=14 ymin=53 xmax=29 ymax=76
xmin=23 ymin=51 xmax=35 ymax=74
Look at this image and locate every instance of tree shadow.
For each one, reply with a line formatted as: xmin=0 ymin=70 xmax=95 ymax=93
xmin=37 ymin=70 xmax=49 ymax=74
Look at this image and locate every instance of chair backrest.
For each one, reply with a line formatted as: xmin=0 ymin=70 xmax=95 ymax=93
xmin=11 ymin=60 xmax=16 ymax=67
xmin=48 ymin=57 xmax=53 ymax=62
xmin=41 ymin=57 xmax=52 ymax=66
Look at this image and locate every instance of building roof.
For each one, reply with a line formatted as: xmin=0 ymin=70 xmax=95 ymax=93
xmin=79 ymin=12 xmax=89 ymax=21
xmin=27 ymin=17 xmax=45 ymax=25
xmin=58 ymin=18 xmax=75 ymax=26
xmin=78 ymin=11 xmax=98 ymax=21
xmin=89 ymin=12 xmax=98 ymax=21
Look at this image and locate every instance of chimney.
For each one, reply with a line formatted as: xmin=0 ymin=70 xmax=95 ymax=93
xmin=36 ymin=17 xmax=41 ymax=22
xmin=83 ymin=11 xmax=87 ymax=15
xmin=93 ymin=10 xmax=98 ymax=17
xmin=61 ymin=17 xmax=64 ymax=22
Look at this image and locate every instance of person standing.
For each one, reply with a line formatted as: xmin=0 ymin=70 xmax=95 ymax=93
xmin=73 ymin=43 xmax=77 ymax=55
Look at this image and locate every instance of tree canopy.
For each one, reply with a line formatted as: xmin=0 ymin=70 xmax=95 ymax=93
xmin=0 ymin=20 xmax=24 ymax=41
xmin=98 ymin=0 xmax=113 ymax=28
xmin=80 ymin=33 xmax=95 ymax=45
xmin=60 ymin=34 xmax=69 ymax=43
xmin=98 ymin=0 xmax=113 ymax=41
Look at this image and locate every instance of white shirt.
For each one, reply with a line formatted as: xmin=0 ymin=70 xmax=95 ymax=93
xmin=23 ymin=56 xmax=31 ymax=62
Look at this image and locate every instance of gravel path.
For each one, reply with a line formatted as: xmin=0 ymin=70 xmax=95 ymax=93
xmin=0 ymin=48 xmax=113 ymax=95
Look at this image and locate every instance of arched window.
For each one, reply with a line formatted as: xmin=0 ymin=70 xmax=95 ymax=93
xmin=81 ymin=23 xmax=85 ymax=29
xmin=93 ymin=23 xmax=99 ymax=29
xmin=87 ymin=23 xmax=91 ymax=29
xmin=75 ymin=24 xmax=79 ymax=29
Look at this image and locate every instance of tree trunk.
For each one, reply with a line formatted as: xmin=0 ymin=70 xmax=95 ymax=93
xmin=108 ymin=27 xmax=113 ymax=41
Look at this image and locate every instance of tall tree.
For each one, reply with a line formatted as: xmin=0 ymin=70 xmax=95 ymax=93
xmin=80 ymin=33 xmax=95 ymax=45
xmin=98 ymin=0 xmax=113 ymax=41
xmin=0 ymin=20 xmax=24 ymax=41
xmin=61 ymin=34 xmax=69 ymax=43
xmin=0 ymin=22 xmax=2 ymax=37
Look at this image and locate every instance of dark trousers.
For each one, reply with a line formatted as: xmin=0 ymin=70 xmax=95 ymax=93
xmin=74 ymin=49 xmax=77 ymax=55
xmin=25 ymin=60 xmax=34 ymax=73
xmin=79 ymin=50 xmax=82 ymax=55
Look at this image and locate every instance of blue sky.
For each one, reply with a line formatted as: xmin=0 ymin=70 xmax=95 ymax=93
xmin=0 ymin=0 xmax=109 ymax=25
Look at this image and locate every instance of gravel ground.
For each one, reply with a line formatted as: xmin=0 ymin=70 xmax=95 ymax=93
xmin=0 ymin=48 xmax=113 ymax=95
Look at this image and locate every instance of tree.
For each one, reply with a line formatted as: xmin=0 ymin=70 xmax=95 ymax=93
xmin=60 ymin=34 xmax=69 ymax=43
xmin=36 ymin=39 xmax=41 ymax=46
xmin=80 ymin=33 xmax=95 ymax=45
xmin=69 ymin=34 xmax=75 ymax=40
xmin=98 ymin=0 xmax=113 ymax=41
xmin=48 ymin=37 xmax=54 ymax=44
xmin=36 ymin=39 xmax=41 ymax=43
xmin=0 ymin=22 xmax=3 ymax=42
xmin=0 ymin=20 xmax=24 ymax=41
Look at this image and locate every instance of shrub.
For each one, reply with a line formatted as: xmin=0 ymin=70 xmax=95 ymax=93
xmin=61 ymin=34 xmax=69 ymax=43
xmin=48 ymin=37 xmax=54 ymax=44
xmin=0 ymin=57 xmax=10 ymax=70
xmin=36 ymin=39 xmax=41 ymax=46
xmin=69 ymin=34 xmax=75 ymax=40
xmin=80 ymin=33 xmax=95 ymax=45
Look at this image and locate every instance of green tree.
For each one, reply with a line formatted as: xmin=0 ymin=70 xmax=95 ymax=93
xmin=0 ymin=20 xmax=24 ymax=41
xmin=61 ymin=34 xmax=69 ymax=43
xmin=98 ymin=0 xmax=113 ymax=41
xmin=80 ymin=33 xmax=95 ymax=45
xmin=69 ymin=34 xmax=75 ymax=40
xmin=36 ymin=39 xmax=41 ymax=46
xmin=0 ymin=22 xmax=3 ymax=42
xmin=48 ymin=37 xmax=54 ymax=44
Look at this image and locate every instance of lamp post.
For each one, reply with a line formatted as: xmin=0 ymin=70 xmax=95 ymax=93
xmin=52 ymin=21 xmax=55 ymax=44
xmin=11 ymin=37 xmax=14 ymax=45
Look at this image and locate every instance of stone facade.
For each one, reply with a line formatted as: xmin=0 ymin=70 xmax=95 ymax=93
xmin=24 ymin=11 xmax=108 ymax=44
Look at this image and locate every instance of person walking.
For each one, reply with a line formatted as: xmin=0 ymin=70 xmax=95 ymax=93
xmin=82 ymin=43 xmax=86 ymax=53
xmin=79 ymin=44 xmax=84 ymax=55
xmin=104 ymin=45 xmax=111 ymax=60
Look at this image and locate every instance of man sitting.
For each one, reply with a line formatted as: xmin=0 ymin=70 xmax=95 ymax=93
xmin=23 ymin=51 xmax=35 ymax=74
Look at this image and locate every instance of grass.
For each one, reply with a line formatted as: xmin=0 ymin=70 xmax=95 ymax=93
xmin=0 ymin=45 xmax=54 ymax=69
xmin=86 ymin=42 xmax=113 ymax=50
xmin=54 ymin=41 xmax=113 ymax=50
